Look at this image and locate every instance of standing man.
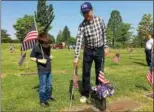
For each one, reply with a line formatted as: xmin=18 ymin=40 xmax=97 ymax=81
xmin=74 ymin=2 xmax=109 ymax=103
xmin=145 ymin=34 xmax=153 ymax=66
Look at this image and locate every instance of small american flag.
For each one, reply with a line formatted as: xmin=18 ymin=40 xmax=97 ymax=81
xmin=98 ymin=71 xmax=110 ymax=84
xmin=73 ymin=67 xmax=79 ymax=89
xmin=146 ymin=70 xmax=154 ymax=85
xmin=21 ymin=22 xmax=38 ymax=51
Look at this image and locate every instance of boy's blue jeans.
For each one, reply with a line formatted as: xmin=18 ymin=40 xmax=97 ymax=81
xmin=38 ymin=72 xmax=52 ymax=103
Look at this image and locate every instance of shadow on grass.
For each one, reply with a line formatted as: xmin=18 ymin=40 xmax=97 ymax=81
xmin=133 ymin=61 xmax=147 ymax=66
xmin=130 ymin=57 xmax=144 ymax=61
xmin=32 ymin=85 xmax=39 ymax=92
xmin=135 ymin=85 xmax=150 ymax=91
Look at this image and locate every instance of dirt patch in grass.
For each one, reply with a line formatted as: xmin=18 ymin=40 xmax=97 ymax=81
xmin=63 ymin=100 xmax=140 ymax=112
xmin=106 ymin=100 xmax=140 ymax=111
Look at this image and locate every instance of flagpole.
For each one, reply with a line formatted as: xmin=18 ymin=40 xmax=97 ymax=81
xmin=151 ymin=43 xmax=154 ymax=89
xmin=26 ymin=12 xmax=37 ymax=70
xmin=34 ymin=11 xmax=45 ymax=59
xmin=26 ymin=56 xmax=29 ymax=69
xmin=34 ymin=11 xmax=38 ymax=31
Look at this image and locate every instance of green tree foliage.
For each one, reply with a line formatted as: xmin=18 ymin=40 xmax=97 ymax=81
xmin=56 ymin=30 xmax=64 ymax=43
xmin=116 ymin=23 xmax=133 ymax=47
xmin=1 ymin=29 xmax=12 ymax=43
xmin=35 ymin=0 xmax=54 ymax=33
xmin=48 ymin=34 xmax=55 ymax=44
xmin=13 ymin=15 xmax=34 ymax=43
xmin=107 ymin=10 xmax=122 ymax=48
xmin=63 ymin=26 xmax=71 ymax=46
xmin=137 ymin=14 xmax=153 ymax=47
xmin=69 ymin=37 xmax=76 ymax=45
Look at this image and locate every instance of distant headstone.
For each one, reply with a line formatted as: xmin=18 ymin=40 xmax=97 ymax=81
xmin=9 ymin=45 xmax=15 ymax=53
xmin=146 ymin=93 xmax=153 ymax=99
xmin=18 ymin=52 xmax=26 ymax=66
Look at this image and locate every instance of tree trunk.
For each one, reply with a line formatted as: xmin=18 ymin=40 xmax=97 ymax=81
xmin=112 ymin=38 xmax=115 ymax=48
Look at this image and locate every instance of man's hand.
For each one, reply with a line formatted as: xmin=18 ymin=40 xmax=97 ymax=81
xmin=73 ymin=58 xmax=79 ymax=68
xmin=104 ymin=48 xmax=109 ymax=56
xmin=38 ymin=59 xmax=47 ymax=64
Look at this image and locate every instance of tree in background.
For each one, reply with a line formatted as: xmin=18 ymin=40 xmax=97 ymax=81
xmin=1 ymin=29 xmax=12 ymax=43
xmin=69 ymin=36 xmax=76 ymax=45
xmin=13 ymin=15 xmax=34 ymax=42
xmin=107 ymin=10 xmax=122 ymax=48
xmin=56 ymin=30 xmax=64 ymax=43
xmin=63 ymin=26 xmax=71 ymax=46
xmin=106 ymin=27 xmax=113 ymax=47
xmin=35 ymin=0 xmax=54 ymax=33
xmin=132 ymin=35 xmax=141 ymax=48
xmin=116 ymin=23 xmax=133 ymax=47
xmin=48 ymin=34 xmax=55 ymax=44
xmin=11 ymin=39 xmax=20 ymax=43
xmin=137 ymin=14 xmax=153 ymax=47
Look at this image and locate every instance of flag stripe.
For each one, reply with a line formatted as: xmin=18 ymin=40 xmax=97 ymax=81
xmin=26 ymin=31 xmax=38 ymax=36
xmin=24 ymin=32 xmax=38 ymax=41
xmin=98 ymin=77 xmax=109 ymax=84
xmin=21 ymin=40 xmax=37 ymax=51
xmin=21 ymin=22 xmax=38 ymax=51
xmin=99 ymin=74 xmax=104 ymax=79
xmin=146 ymin=71 xmax=154 ymax=85
xmin=24 ymin=36 xmax=38 ymax=42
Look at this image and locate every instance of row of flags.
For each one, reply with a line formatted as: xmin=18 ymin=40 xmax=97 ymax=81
xmin=112 ymin=52 xmax=153 ymax=85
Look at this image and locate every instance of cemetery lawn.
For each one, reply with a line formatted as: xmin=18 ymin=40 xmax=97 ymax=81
xmin=1 ymin=43 xmax=153 ymax=111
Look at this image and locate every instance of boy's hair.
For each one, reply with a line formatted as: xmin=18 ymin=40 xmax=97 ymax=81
xmin=38 ymin=32 xmax=50 ymax=44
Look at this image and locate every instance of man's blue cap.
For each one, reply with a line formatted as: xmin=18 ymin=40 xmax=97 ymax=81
xmin=81 ymin=2 xmax=93 ymax=13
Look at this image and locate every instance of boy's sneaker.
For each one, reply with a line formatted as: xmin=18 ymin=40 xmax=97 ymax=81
xmin=48 ymin=97 xmax=56 ymax=102
xmin=40 ymin=101 xmax=49 ymax=107
xmin=80 ymin=96 xmax=87 ymax=103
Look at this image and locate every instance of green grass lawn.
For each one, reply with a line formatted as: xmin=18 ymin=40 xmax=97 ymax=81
xmin=1 ymin=43 xmax=153 ymax=111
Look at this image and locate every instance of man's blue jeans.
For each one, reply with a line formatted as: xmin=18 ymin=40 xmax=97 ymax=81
xmin=145 ymin=49 xmax=152 ymax=66
xmin=82 ymin=46 xmax=104 ymax=98
xmin=38 ymin=72 xmax=52 ymax=103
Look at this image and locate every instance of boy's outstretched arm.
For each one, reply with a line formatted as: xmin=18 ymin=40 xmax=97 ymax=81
xmin=30 ymin=57 xmax=47 ymax=64
xmin=30 ymin=47 xmax=47 ymax=64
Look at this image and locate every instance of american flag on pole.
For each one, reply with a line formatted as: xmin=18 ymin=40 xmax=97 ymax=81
xmin=73 ymin=67 xmax=79 ymax=89
xmin=146 ymin=70 xmax=154 ymax=85
xmin=113 ymin=53 xmax=120 ymax=63
xmin=98 ymin=71 xmax=110 ymax=84
xmin=21 ymin=22 xmax=38 ymax=51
